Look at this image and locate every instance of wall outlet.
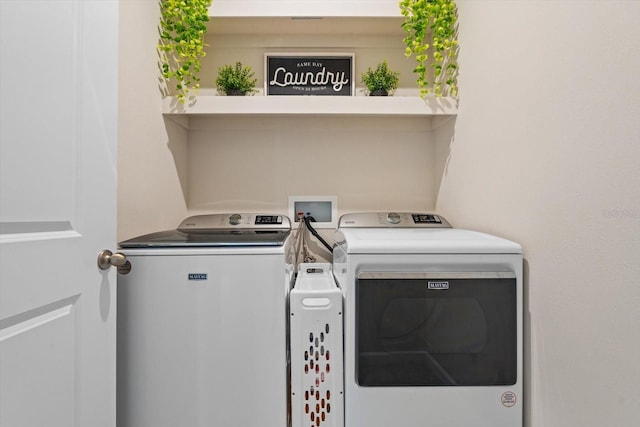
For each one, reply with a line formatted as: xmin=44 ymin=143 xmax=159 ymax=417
xmin=288 ymin=195 xmax=338 ymax=229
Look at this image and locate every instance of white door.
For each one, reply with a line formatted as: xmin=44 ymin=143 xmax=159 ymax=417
xmin=0 ymin=0 xmax=119 ymax=426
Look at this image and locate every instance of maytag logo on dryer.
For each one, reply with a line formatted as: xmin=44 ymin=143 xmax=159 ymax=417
xmin=428 ymin=281 xmax=450 ymax=290
xmin=188 ymin=273 xmax=208 ymax=281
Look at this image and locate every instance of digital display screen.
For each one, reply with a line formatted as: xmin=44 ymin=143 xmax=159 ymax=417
xmin=255 ymin=215 xmax=283 ymax=225
xmin=412 ymin=214 xmax=442 ymax=224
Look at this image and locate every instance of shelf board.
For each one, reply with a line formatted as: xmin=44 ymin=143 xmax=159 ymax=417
xmin=207 ymin=1 xmax=404 ymax=35
xmin=163 ymin=95 xmax=458 ymax=129
xmin=209 ymin=1 xmax=402 ymax=18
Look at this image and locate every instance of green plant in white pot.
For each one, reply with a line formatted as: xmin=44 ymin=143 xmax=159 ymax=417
xmin=361 ymin=60 xmax=400 ymax=96
xmin=215 ymin=62 xmax=258 ymax=96
xmin=158 ymin=0 xmax=212 ymax=103
xmin=400 ymin=0 xmax=459 ymax=98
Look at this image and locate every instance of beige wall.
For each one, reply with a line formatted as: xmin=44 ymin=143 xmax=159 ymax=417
xmin=118 ymin=0 xmax=188 ymax=242
xmin=118 ymin=0 xmax=640 ymax=425
xmin=186 ymin=116 xmax=439 ymax=215
xmin=437 ymin=1 xmax=640 ymax=426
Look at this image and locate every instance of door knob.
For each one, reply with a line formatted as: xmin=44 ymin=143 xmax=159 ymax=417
xmin=97 ymin=249 xmax=127 ymax=270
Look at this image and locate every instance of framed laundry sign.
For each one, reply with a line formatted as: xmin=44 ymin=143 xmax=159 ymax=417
xmin=265 ymin=53 xmax=354 ymax=96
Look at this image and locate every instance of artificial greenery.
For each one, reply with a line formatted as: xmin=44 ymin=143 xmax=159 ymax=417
xmin=215 ymin=62 xmax=258 ymax=96
xmin=360 ymin=60 xmax=400 ymax=96
xmin=399 ymin=0 xmax=459 ymax=98
xmin=158 ymin=0 xmax=212 ymax=103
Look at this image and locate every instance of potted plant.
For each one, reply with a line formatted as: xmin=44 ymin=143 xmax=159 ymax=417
xmin=158 ymin=0 xmax=212 ymax=103
xmin=400 ymin=0 xmax=459 ymax=98
xmin=360 ymin=60 xmax=400 ymax=96
xmin=215 ymin=62 xmax=258 ymax=96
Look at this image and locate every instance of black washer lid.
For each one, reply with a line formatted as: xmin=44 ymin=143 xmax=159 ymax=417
xmin=119 ymin=213 xmax=291 ymax=248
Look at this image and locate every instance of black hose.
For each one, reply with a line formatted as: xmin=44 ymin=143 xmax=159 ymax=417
xmin=303 ymin=216 xmax=333 ymax=253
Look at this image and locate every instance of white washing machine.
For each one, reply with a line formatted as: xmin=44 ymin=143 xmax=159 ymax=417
xmin=332 ymin=212 xmax=523 ymax=427
xmin=117 ymin=213 xmax=294 ymax=427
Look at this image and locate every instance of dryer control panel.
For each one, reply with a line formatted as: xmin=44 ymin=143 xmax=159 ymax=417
xmin=338 ymin=212 xmax=451 ymax=228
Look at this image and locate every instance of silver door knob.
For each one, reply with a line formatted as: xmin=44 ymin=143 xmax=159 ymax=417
xmin=97 ymin=249 xmax=127 ymax=270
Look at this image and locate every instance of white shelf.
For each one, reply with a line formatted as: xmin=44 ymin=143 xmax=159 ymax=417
xmin=209 ymin=0 xmax=402 ymax=18
xmin=169 ymin=1 xmax=459 ymax=129
xmin=163 ymin=95 xmax=458 ymax=129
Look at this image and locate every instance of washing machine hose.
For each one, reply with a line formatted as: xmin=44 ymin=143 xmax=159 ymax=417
xmin=303 ymin=216 xmax=333 ymax=253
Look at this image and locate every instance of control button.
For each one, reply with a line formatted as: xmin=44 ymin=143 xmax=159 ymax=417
xmin=386 ymin=212 xmax=401 ymax=224
xmin=229 ymin=213 xmax=242 ymax=225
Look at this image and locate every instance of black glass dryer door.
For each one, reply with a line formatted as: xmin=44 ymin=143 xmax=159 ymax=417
xmin=356 ymin=272 xmax=517 ymax=387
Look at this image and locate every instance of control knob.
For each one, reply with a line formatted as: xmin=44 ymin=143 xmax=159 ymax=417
xmin=386 ymin=212 xmax=401 ymax=224
xmin=229 ymin=213 xmax=242 ymax=225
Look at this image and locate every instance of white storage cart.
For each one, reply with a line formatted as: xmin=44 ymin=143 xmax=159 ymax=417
xmin=290 ymin=263 xmax=344 ymax=427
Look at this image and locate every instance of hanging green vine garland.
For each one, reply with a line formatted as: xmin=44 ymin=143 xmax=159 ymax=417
xmin=158 ymin=0 xmax=212 ymax=103
xmin=400 ymin=0 xmax=459 ymax=98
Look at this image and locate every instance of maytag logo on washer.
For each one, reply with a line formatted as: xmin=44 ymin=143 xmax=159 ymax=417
xmin=188 ymin=273 xmax=208 ymax=281
xmin=428 ymin=281 xmax=449 ymax=290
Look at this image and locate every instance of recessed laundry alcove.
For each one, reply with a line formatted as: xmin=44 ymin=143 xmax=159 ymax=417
xmin=157 ymin=0 xmax=458 ymax=223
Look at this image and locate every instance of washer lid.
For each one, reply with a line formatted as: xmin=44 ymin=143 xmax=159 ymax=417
xmin=119 ymin=213 xmax=291 ymax=248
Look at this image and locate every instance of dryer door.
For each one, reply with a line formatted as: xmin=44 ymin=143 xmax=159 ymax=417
xmin=356 ymin=272 xmax=517 ymax=387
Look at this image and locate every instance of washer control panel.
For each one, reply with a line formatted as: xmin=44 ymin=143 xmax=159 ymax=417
xmin=339 ymin=212 xmax=451 ymax=228
xmin=178 ymin=214 xmax=290 ymax=230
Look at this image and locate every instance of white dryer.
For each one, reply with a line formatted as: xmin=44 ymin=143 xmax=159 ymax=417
xmin=117 ymin=214 xmax=294 ymax=427
xmin=332 ymin=212 xmax=523 ymax=427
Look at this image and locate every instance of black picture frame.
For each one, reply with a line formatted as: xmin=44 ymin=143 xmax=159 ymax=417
xmin=265 ymin=53 xmax=355 ymax=96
